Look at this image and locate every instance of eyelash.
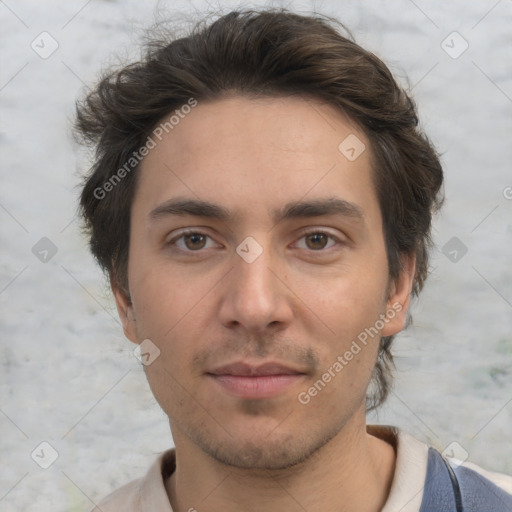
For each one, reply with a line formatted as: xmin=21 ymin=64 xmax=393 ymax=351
xmin=166 ymin=229 xmax=343 ymax=254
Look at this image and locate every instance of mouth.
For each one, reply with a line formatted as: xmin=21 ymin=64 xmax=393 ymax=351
xmin=206 ymin=361 xmax=307 ymax=399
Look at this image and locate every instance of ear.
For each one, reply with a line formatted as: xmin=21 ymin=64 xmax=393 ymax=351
xmin=111 ymin=277 xmax=138 ymax=345
xmin=381 ymin=253 xmax=416 ymax=337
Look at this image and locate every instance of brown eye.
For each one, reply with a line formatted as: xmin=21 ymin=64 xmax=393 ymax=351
xmin=168 ymin=230 xmax=216 ymax=252
xmin=295 ymin=231 xmax=339 ymax=251
xmin=305 ymin=233 xmax=329 ymax=250
xmin=182 ymin=233 xmax=207 ymax=250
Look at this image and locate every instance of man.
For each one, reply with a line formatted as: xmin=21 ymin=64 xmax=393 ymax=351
xmin=75 ymin=8 xmax=512 ymax=512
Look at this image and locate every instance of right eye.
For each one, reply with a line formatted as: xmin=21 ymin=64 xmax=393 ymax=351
xmin=167 ymin=230 xmax=220 ymax=253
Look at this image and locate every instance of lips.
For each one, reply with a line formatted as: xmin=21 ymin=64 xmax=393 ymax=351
xmin=206 ymin=361 xmax=306 ymax=399
xmin=208 ymin=361 xmax=304 ymax=377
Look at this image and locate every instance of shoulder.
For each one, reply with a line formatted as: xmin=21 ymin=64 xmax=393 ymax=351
xmin=422 ymin=445 xmax=512 ymax=512
xmin=458 ymin=459 xmax=512 ymax=495
xmin=89 ymin=449 xmax=176 ymax=512
xmin=452 ymin=457 xmax=512 ymax=510
xmin=370 ymin=425 xmax=512 ymax=512
xmin=91 ymin=478 xmax=143 ymax=512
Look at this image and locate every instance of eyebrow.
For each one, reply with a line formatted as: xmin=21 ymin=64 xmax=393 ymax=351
xmin=148 ymin=196 xmax=364 ymax=226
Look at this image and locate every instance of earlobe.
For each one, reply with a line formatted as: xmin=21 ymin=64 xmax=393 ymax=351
xmin=381 ymin=253 xmax=416 ymax=337
xmin=112 ymin=279 xmax=138 ymax=344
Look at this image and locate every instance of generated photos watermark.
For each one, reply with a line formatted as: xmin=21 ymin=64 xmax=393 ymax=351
xmin=93 ymin=97 xmax=198 ymax=200
xmin=298 ymin=301 xmax=402 ymax=405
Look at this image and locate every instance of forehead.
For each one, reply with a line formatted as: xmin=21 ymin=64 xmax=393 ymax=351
xmin=145 ymin=94 xmax=365 ymax=161
xmin=134 ymin=95 xmax=379 ymax=228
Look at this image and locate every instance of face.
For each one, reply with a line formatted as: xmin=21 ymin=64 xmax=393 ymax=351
xmin=114 ymin=95 xmax=414 ymax=470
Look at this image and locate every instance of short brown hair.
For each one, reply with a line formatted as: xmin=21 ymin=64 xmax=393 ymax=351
xmin=75 ymin=8 xmax=444 ymax=411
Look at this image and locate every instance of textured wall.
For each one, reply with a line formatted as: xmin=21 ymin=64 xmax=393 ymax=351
xmin=0 ymin=1 xmax=511 ymax=510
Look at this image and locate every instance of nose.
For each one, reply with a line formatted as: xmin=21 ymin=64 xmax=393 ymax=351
xmin=217 ymin=239 xmax=293 ymax=334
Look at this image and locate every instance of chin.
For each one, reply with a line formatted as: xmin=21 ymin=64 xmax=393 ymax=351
xmin=193 ymin=421 xmax=342 ymax=471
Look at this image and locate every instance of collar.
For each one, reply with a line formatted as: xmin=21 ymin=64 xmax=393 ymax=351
xmin=139 ymin=425 xmax=430 ymax=512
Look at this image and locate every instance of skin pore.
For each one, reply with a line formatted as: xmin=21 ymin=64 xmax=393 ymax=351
xmin=113 ymin=95 xmax=415 ymax=512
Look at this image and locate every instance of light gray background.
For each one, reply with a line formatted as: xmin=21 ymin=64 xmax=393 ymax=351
xmin=1 ymin=0 xmax=511 ymax=510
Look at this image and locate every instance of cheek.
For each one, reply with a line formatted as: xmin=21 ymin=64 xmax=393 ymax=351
xmin=298 ymin=291 xmax=385 ymax=415
xmin=297 ymin=268 xmax=389 ymax=390
xmin=135 ymin=298 xmax=203 ymax=415
xmin=300 ymin=263 xmax=389 ymax=333
xmin=129 ymin=255 xmax=195 ymax=333
xmin=296 ymin=333 xmax=378 ymax=421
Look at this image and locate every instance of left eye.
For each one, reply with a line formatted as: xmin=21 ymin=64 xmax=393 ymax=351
xmin=169 ymin=231 xmax=217 ymax=251
xmin=294 ymin=231 xmax=340 ymax=251
xmin=167 ymin=230 xmax=340 ymax=252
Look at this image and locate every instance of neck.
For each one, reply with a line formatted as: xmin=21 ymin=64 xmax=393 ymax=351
xmin=165 ymin=414 xmax=396 ymax=512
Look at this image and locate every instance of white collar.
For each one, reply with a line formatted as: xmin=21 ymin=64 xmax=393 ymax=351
xmin=139 ymin=425 xmax=430 ymax=512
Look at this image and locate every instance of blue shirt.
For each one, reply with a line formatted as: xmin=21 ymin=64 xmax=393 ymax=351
xmin=420 ymin=447 xmax=512 ymax=511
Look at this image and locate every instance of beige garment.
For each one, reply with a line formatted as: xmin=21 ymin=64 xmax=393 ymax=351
xmin=91 ymin=425 xmax=512 ymax=512
xmin=92 ymin=448 xmax=175 ymax=512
